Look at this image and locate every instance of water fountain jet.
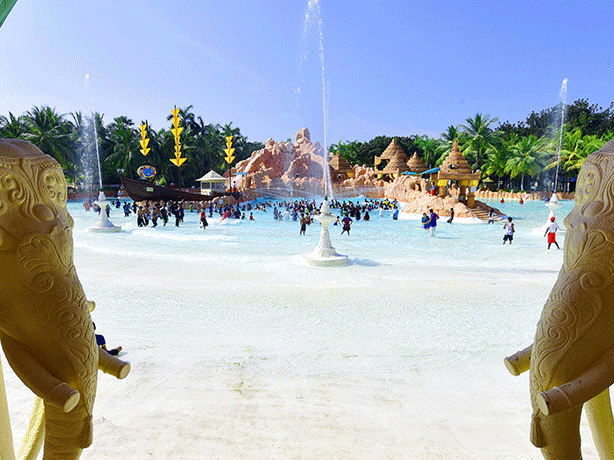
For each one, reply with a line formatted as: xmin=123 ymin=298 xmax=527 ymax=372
xmin=297 ymin=2 xmax=346 ymax=264
xmin=534 ymin=78 xmax=567 ymax=235
xmin=84 ymin=74 xmax=121 ymax=233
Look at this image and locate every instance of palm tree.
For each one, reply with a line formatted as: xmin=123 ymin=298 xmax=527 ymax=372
xmin=220 ymin=121 xmax=240 ymax=139
xmin=22 ymin=106 xmax=76 ymax=179
xmin=543 ymin=128 xmax=610 ymax=187
xmin=505 ymin=135 xmax=547 ymax=190
xmin=191 ymin=117 xmax=223 ymax=176
xmin=0 ymin=112 xmax=28 ymax=138
xmin=104 ymin=116 xmax=139 ymax=179
xmin=413 ymin=135 xmax=441 ymax=169
xmin=460 ymin=113 xmax=500 ymax=170
xmin=483 ymin=133 xmax=516 ymax=188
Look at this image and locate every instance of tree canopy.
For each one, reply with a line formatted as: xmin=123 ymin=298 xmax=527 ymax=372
xmin=1 ymin=97 xmax=613 ymax=193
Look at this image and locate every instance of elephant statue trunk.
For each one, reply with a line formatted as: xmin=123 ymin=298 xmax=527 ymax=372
xmin=0 ymin=138 xmax=129 ymax=460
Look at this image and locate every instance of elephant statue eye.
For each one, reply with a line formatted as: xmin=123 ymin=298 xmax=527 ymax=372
xmin=583 ymin=200 xmax=604 ymax=218
xmin=32 ymin=204 xmax=55 ymax=221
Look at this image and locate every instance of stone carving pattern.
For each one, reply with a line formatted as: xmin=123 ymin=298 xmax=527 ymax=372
xmin=0 ymin=142 xmax=99 ymax=459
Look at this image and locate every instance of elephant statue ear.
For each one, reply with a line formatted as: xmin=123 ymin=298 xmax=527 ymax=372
xmin=86 ymin=301 xmax=96 ymax=312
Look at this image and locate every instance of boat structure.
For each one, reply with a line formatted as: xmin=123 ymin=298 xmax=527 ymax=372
xmin=120 ymin=176 xmax=238 ymax=203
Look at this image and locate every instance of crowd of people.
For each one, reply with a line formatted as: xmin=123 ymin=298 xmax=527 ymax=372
xmin=82 ymin=194 xmax=562 ymax=249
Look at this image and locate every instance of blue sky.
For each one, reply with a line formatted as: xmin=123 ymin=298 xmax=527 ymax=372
xmin=1 ymin=0 xmax=613 ymax=147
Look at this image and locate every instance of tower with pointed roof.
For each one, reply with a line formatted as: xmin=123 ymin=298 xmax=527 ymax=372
xmin=406 ymin=152 xmax=428 ymax=174
xmin=375 ymin=138 xmax=409 ymax=179
xmin=436 ymin=139 xmax=481 ymax=207
xmin=329 ymin=153 xmax=354 ymax=181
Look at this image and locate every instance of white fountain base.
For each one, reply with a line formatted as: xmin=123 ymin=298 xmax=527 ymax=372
xmin=88 ymin=221 xmax=122 ymax=233
xmin=302 ymin=249 xmax=349 ymax=267
xmin=88 ymin=192 xmax=122 ymax=232
xmin=301 ymin=199 xmax=349 ymax=266
xmin=532 ymin=192 xmax=564 ymax=235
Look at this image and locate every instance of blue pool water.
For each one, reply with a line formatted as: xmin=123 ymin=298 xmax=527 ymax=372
xmin=5 ymin=196 xmax=594 ymax=459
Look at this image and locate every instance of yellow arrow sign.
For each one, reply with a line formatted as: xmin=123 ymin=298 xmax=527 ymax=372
xmin=171 ymin=127 xmax=183 ymax=139
xmin=171 ymin=108 xmax=181 ymax=118
xmin=225 ymin=156 xmax=235 ymax=164
xmin=172 ymin=117 xmax=181 ymax=129
xmin=174 ymin=145 xmax=182 ymax=156
xmin=140 ymin=124 xmax=147 ymax=137
xmin=140 ymin=138 xmax=150 ymax=149
xmin=225 ymin=135 xmax=233 ymax=143
xmin=140 ymin=148 xmax=151 ymax=156
xmin=224 ymin=147 xmax=235 ymax=156
xmin=170 ymin=157 xmax=186 ymax=167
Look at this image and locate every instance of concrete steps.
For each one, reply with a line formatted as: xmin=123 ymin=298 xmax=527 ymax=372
xmin=470 ymin=207 xmax=501 ymax=222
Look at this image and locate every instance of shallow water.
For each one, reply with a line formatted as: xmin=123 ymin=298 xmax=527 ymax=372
xmin=5 ymin=197 xmax=598 ymax=459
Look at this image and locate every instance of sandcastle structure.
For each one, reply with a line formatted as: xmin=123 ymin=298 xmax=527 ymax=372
xmin=406 ymin=151 xmax=428 ymax=174
xmin=435 ymin=139 xmax=481 ymax=208
xmin=233 ymin=130 xmax=499 ymax=221
xmin=329 ymin=153 xmax=354 ymax=182
xmin=374 ymin=138 xmax=409 ymax=179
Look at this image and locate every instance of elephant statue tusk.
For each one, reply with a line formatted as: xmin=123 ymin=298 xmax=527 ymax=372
xmin=504 ymin=344 xmax=532 ymax=376
xmin=97 ymin=347 xmax=131 ymax=380
xmin=14 ymin=347 xmax=130 ymax=460
xmin=538 ymin=345 xmax=614 ymax=416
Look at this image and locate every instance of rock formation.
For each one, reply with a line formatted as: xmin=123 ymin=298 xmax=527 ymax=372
xmin=235 ymin=127 xmax=328 ymax=195
xmin=235 ymin=128 xmax=499 ymax=220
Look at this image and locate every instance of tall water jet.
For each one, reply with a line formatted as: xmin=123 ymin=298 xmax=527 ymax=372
xmin=553 ymin=77 xmax=567 ymax=193
xmin=84 ymin=74 xmax=121 ymax=233
xmin=297 ymin=0 xmax=333 ymax=198
xmin=296 ymin=1 xmax=347 ymax=265
xmin=535 ymin=78 xmax=567 ymax=235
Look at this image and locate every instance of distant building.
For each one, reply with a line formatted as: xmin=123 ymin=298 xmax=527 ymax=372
xmin=197 ymin=170 xmax=226 ymax=195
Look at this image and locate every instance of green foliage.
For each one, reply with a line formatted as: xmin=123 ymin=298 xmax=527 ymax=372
xmin=459 ymin=113 xmax=501 ymax=170
xmin=2 ymin=99 xmax=614 ymax=192
xmin=22 ymin=106 xmax=77 ymax=180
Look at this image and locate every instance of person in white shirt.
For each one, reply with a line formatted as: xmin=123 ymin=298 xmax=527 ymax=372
xmin=544 ymin=216 xmax=561 ymax=249
xmin=503 ymin=217 xmax=515 ymax=244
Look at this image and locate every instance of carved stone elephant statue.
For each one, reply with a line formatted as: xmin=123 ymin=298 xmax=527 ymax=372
xmin=505 ymin=137 xmax=614 ymax=460
xmin=0 ymin=138 xmax=130 ymax=460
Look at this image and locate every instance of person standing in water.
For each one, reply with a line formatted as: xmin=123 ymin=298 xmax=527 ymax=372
xmin=503 ymin=217 xmax=515 ymax=244
xmin=544 ymin=216 xmax=561 ymax=249
xmin=487 ymin=208 xmax=496 ymax=224
xmin=421 ymin=212 xmax=430 ymax=230
xmin=428 ymin=209 xmax=438 ymax=237
xmin=341 ymin=214 xmax=353 ymax=235
xmin=447 ymin=207 xmax=454 ymax=224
